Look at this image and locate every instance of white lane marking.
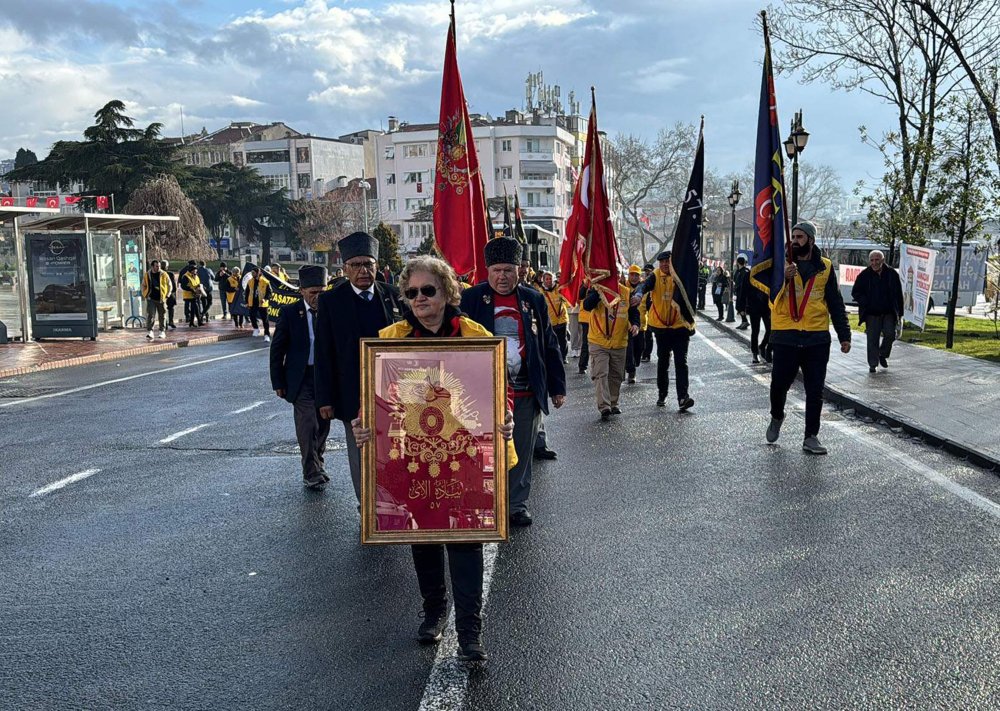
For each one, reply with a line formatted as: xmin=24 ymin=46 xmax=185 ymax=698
xmin=418 ymin=542 xmax=499 ymax=710
xmin=230 ymin=401 xmax=266 ymax=415
xmin=696 ymin=330 xmax=1000 ymax=522
xmin=0 ymin=348 xmax=268 ymax=409
xmin=29 ymin=469 xmax=101 ymax=498
xmin=159 ymin=423 xmax=214 ymax=444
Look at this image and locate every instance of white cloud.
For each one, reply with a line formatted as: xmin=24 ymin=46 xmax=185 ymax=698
xmin=229 ymin=95 xmax=266 ymax=108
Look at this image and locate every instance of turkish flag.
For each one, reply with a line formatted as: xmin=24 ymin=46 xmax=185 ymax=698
xmin=45 ymin=196 xmax=59 ymax=208
xmin=0 ymin=197 xmax=13 ymax=207
xmin=96 ymin=195 xmax=109 ymax=210
xmin=64 ymin=196 xmax=81 ymax=205
xmin=558 ymin=91 xmax=621 ymax=306
xmin=26 ymin=197 xmax=38 ymax=207
xmin=432 ymin=5 xmax=490 ymax=283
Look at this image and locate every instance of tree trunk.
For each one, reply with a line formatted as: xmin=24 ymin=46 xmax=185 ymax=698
xmin=261 ymin=231 xmax=271 ymax=268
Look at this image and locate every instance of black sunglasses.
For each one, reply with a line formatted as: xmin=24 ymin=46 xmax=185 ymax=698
xmin=404 ymin=285 xmax=438 ymax=300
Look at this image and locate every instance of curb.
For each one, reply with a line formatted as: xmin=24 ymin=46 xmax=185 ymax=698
xmin=0 ymin=330 xmax=253 ymax=380
xmin=698 ymin=314 xmax=1000 ymax=472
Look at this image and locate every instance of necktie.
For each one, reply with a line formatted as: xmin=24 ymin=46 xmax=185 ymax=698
xmin=362 ymin=291 xmax=372 ymax=302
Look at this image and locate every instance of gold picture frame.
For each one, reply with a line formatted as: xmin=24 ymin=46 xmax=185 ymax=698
xmin=359 ymin=337 xmax=509 ymax=545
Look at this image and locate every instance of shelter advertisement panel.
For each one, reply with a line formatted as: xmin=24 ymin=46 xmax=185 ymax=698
xmin=899 ymin=243 xmax=936 ymax=330
xmin=25 ymin=232 xmax=97 ymax=338
xmin=360 ymin=337 xmax=508 ymax=545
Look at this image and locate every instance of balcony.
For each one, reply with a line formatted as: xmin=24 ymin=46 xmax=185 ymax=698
xmin=519 ymin=151 xmax=553 ymax=162
xmin=520 ymin=178 xmax=555 ymax=188
xmin=521 ymin=205 xmax=557 ymax=216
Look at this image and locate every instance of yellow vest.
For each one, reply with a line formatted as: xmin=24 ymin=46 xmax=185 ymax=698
xmin=771 ymin=257 xmax=833 ymax=332
xmin=179 ymin=271 xmax=201 ymax=301
xmin=378 ymin=316 xmax=518 ymax=470
xmin=226 ymin=275 xmax=241 ymax=304
xmin=248 ymin=276 xmax=271 ymax=308
xmin=645 ymin=271 xmax=693 ymax=331
xmin=540 ymin=287 xmax=569 ymax=325
xmin=588 ymin=284 xmax=633 ymax=349
xmin=141 ymin=271 xmax=171 ymax=302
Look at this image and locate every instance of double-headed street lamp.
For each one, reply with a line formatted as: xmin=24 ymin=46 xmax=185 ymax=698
xmin=783 ymin=109 xmax=810 ymax=226
xmin=726 ymin=179 xmax=741 ymax=323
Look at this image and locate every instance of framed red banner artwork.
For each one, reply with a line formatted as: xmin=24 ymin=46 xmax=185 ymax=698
xmin=359 ymin=337 xmax=508 ymax=545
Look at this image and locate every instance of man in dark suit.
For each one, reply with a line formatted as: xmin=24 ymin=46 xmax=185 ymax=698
xmin=314 ymin=232 xmax=405 ymax=502
xmin=270 ymin=265 xmax=331 ymax=490
xmin=460 ymin=237 xmax=567 ymax=527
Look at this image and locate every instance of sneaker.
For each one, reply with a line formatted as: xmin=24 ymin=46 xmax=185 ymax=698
xmin=626 ymin=374 xmax=636 ymax=384
xmin=253 ymin=328 xmax=261 ymax=337
xmin=146 ymin=330 xmax=153 ymax=340
xmin=158 ymin=330 xmax=166 ymax=339
xmin=417 ymin=606 xmax=449 ymax=644
xmin=802 ymin=436 xmax=828 ymax=455
xmin=168 ymin=323 xmax=177 ymax=330
xmin=751 ymin=355 xmax=760 ymax=364
xmin=879 ymin=356 xmax=888 ymax=368
xmin=610 ymin=406 xmax=622 ymax=415
xmin=263 ymin=335 xmax=271 ymax=343
xmin=303 ymin=476 xmax=326 ymax=491
xmin=600 ymin=409 xmax=611 ymax=422
xmin=457 ymin=638 xmax=487 ymax=662
xmin=869 ymin=366 xmax=876 ymax=373
xmin=678 ymin=397 xmax=694 ymax=412
xmin=656 ymin=398 xmax=666 ymax=407
xmin=766 ymin=416 xmax=783 ymax=443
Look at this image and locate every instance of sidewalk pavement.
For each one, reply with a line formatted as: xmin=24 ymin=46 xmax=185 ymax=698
xmin=701 ymin=311 xmax=1000 ymax=471
xmin=0 ymin=319 xmax=252 ymax=379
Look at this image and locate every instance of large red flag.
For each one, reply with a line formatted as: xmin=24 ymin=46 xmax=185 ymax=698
xmin=558 ymin=89 xmax=621 ymax=306
xmin=433 ymin=2 xmax=490 ymax=284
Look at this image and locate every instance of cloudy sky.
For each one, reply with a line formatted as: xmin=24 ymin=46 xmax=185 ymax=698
xmin=0 ymin=0 xmax=895 ymax=193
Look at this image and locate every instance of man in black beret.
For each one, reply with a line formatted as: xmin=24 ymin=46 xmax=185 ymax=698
xmin=270 ymin=265 xmax=332 ymax=489
xmin=460 ymin=237 xmax=567 ymax=527
xmin=314 ymin=232 xmax=405 ymax=502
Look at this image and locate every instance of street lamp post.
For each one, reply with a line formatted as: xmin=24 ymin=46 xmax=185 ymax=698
xmin=726 ymin=179 xmax=741 ymax=323
xmin=783 ymin=109 xmax=810 ymax=227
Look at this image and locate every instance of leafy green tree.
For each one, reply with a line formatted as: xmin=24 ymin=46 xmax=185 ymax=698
xmin=373 ymin=222 xmax=404 ymax=274
xmin=415 ymin=234 xmax=439 ymax=256
xmin=13 ymin=148 xmax=37 ymax=169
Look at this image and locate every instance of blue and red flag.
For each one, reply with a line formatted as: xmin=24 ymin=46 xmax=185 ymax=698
xmin=749 ymin=12 xmax=792 ymax=306
xmin=667 ymin=116 xmax=703 ymax=326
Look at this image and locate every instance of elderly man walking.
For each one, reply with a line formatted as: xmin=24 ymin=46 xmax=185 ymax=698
xmin=851 ymin=249 xmax=904 ymax=373
xmin=461 ymin=237 xmax=566 ymax=527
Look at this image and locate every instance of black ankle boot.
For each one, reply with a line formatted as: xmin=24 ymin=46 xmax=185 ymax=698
xmin=457 ymin=635 xmax=487 ymax=662
xmin=417 ymin=604 xmax=449 ymax=643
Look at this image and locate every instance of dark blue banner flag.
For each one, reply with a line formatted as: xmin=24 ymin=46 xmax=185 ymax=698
xmin=749 ymin=12 xmax=791 ymax=304
xmin=668 ymin=118 xmax=703 ymax=324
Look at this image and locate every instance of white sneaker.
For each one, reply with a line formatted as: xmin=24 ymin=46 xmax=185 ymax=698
xmin=146 ymin=330 xmax=153 ymax=340
xmin=158 ymin=330 xmax=166 ymax=339
xmin=253 ymin=328 xmax=261 ymax=337
xmin=263 ymin=335 xmax=271 ymax=343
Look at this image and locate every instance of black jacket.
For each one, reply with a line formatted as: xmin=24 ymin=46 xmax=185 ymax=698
xmin=269 ymin=300 xmax=313 ymax=404
xmin=313 ymin=280 xmax=404 ymax=421
xmin=459 ymin=283 xmax=566 ymax=415
xmin=851 ymin=265 xmax=904 ymax=323
xmin=733 ymin=266 xmax=751 ymax=305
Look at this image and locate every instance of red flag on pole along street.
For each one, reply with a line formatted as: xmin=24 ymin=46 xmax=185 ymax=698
xmin=96 ymin=195 xmax=109 ymax=210
xmin=432 ymin=0 xmax=490 ymax=284
xmin=45 ymin=197 xmax=59 ymax=208
xmin=64 ymin=196 xmax=81 ymax=205
xmin=558 ymin=88 xmax=621 ymax=307
xmin=0 ymin=197 xmax=13 ymax=207
xmin=26 ymin=197 xmax=38 ymax=208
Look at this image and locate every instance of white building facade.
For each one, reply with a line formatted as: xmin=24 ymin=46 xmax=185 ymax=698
xmin=232 ymin=136 xmax=364 ymax=201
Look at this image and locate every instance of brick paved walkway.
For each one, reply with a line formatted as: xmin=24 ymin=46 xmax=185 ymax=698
xmin=0 ymin=319 xmax=253 ymax=378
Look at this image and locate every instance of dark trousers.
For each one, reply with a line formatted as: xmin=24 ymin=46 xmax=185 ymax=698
xmin=713 ymin=294 xmax=725 ymax=319
xmin=769 ymin=342 xmax=830 ymax=438
xmin=220 ymin=293 xmax=229 ymax=317
xmin=865 ymin=314 xmax=897 ymax=367
xmin=626 ymin=330 xmax=643 ymax=375
xmin=412 ymin=543 xmax=484 ymax=642
xmin=510 ymin=395 xmax=541 ymax=514
xmin=201 ymin=293 xmax=213 ymax=319
xmin=750 ymin=309 xmax=771 ymax=357
xmin=642 ymin=329 xmax=654 ymax=360
xmin=553 ymin=323 xmax=568 ymax=361
xmin=578 ymin=323 xmax=590 ymax=371
xmin=249 ymin=306 xmax=270 ymax=335
xmin=698 ymin=283 xmax=707 ymax=310
xmin=653 ymin=328 xmax=690 ymax=402
xmin=184 ymin=299 xmax=203 ymax=326
xmin=166 ymin=298 xmax=176 ymax=327
xmin=293 ymin=369 xmax=331 ymax=482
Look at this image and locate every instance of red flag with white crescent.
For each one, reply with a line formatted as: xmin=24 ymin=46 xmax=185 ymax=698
xmin=45 ymin=196 xmax=59 ymax=208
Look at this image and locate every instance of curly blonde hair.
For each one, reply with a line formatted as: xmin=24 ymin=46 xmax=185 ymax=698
xmin=399 ymin=255 xmax=462 ymax=307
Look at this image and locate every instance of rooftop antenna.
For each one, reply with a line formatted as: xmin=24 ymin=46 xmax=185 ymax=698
xmin=180 ymin=106 xmax=186 ymax=143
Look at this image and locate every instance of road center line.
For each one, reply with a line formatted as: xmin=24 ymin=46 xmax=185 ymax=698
xmin=29 ymin=469 xmax=101 ymax=498
xmin=0 ymin=347 xmax=268 ymax=409
xmin=159 ymin=423 xmax=214 ymax=444
xmin=695 ymin=330 xmax=1000 ymax=522
xmin=230 ymin=401 xmax=266 ymax=415
xmin=418 ymin=542 xmax=498 ymax=710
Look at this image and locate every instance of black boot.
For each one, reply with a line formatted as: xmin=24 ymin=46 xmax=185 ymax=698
xmin=449 ymin=543 xmax=486 ymax=661
xmin=411 ymin=545 xmax=449 ymax=643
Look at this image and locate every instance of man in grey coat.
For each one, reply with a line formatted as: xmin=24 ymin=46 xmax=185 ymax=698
xmin=851 ymin=249 xmax=904 ymax=373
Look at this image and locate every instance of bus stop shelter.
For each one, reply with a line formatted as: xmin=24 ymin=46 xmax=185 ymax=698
xmin=0 ymin=210 xmax=179 ymax=342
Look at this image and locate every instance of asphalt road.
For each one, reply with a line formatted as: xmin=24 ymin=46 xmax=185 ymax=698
xmin=1 ymin=326 xmax=998 ymax=710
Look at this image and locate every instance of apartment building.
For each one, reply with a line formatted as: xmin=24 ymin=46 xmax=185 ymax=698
xmin=375 ymin=110 xmax=601 ymax=255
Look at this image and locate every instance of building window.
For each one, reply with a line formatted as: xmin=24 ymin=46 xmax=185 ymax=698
xmin=296 ymin=147 xmax=310 ymax=163
xmin=387 ymin=199 xmax=397 ymax=212
xmin=526 ymin=192 xmax=542 ymax=207
xmin=247 ymin=150 xmax=291 ymax=164
xmin=403 ymin=171 xmax=427 ymax=184
xmin=405 ymin=198 xmax=430 ymax=210
xmin=233 ymin=152 xmax=244 ymax=167
xmin=501 ymin=139 xmax=512 ymax=152
xmin=384 ymin=146 xmax=395 ymax=159
xmin=386 ymin=173 xmax=396 ymax=185
xmin=265 ymin=175 xmax=290 ymax=190
xmin=497 ymin=166 xmax=512 ymax=180
xmin=525 ymin=139 xmax=541 ymax=153
xmin=403 ymin=144 xmax=427 ymax=158
xmin=297 ymin=173 xmax=312 ymax=190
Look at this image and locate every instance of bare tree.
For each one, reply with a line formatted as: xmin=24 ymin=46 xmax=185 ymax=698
xmin=124 ymin=174 xmax=213 ymax=260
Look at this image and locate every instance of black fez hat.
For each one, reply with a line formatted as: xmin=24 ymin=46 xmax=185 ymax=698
xmin=737 ymin=255 xmax=747 ymax=264
xmin=484 ymin=237 xmax=522 ymax=267
xmin=643 ymin=263 xmax=654 ymax=271
xmin=298 ymin=265 xmax=327 ymax=289
xmin=339 ymin=231 xmax=379 ymax=263
xmin=656 ymin=250 xmax=672 ymax=261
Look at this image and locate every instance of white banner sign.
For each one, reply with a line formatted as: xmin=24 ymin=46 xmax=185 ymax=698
xmin=899 ymin=243 xmax=937 ymax=329
xmin=837 ymin=263 xmax=865 ymax=289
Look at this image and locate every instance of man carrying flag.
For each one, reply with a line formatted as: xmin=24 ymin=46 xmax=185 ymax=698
xmin=751 ymin=12 xmax=851 ymax=454
xmin=432 ymin=0 xmax=489 ymax=285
